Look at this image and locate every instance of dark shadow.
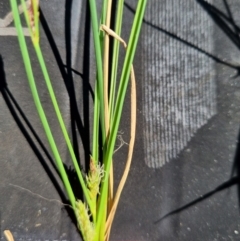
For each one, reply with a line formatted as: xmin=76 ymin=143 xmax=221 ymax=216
xmin=197 ymin=0 xmax=240 ymax=49
xmin=123 ymin=0 xmax=240 ymax=224
xmin=231 ymin=127 xmax=240 ymax=209
xmin=39 ymin=2 xmax=95 ymax=209
xmin=222 ymin=0 xmax=240 ymax=37
xmin=39 ymin=5 xmax=80 ymax=167
xmin=64 ymin=164 xmax=84 ymax=201
xmin=39 ymin=7 xmax=93 ymax=98
xmin=64 ymin=0 xmax=82 ymax=171
xmin=39 ymin=7 xmax=93 ymax=99
xmin=39 ymin=1 xmax=96 ymax=229
xmin=155 ymin=176 xmax=239 ymax=223
xmin=0 ymin=55 xmax=76 ymax=224
xmin=124 ymin=2 xmax=240 ymax=74
xmin=39 ymin=5 xmax=93 ymax=168
xmin=157 ymin=124 xmax=240 ymax=223
xmin=81 ymin=0 xmax=91 ymax=171
xmin=62 ymin=65 xmax=94 ymax=99
xmin=196 ymin=0 xmax=240 ymax=77
xmin=108 ymin=0 xmax=118 ymax=95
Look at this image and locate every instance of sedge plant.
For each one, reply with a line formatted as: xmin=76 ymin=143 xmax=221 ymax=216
xmin=9 ymin=0 xmax=147 ymax=240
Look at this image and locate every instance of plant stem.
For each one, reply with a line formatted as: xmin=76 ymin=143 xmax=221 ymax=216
xmin=108 ymin=0 xmax=124 ymax=120
xmin=88 ymin=0 xmax=105 ymax=143
xmin=96 ymin=1 xmax=148 ymax=240
xmin=33 ymin=43 xmax=94 ymax=216
xmin=92 ymin=84 xmax=99 ymax=166
xmin=9 ymin=0 xmax=76 ymax=210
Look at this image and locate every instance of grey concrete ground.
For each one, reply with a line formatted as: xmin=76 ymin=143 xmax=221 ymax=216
xmin=1 ymin=0 xmax=240 ymax=240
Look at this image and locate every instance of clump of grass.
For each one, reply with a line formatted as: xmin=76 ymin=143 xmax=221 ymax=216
xmin=9 ymin=0 xmax=147 ymax=240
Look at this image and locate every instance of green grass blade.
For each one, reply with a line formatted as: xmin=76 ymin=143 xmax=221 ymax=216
xmin=20 ymin=0 xmax=94 ymax=217
xmin=108 ymin=0 xmax=124 ymax=121
xmin=92 ymin=84 xmax=99 ymax=165
xmin=88 ymin=0 xmax=105 ymax=142
xmin=33 ymin=44 xmax=93 ymax=213
xmin=110 ymin=0 xmax=147 ymax=160
xmin=9 ymin=0 xmax=76 ymax=210
xmin=95 ymin=0 xmax=148 ymax=240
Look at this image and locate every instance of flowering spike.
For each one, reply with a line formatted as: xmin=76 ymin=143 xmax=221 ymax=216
xmin=76 ymin=200 xmax=95 ymax=241
xmin=86 ymin=159 xmax=104 ymax=200
xmin=28 ymin=0 xmax=39 ymax=44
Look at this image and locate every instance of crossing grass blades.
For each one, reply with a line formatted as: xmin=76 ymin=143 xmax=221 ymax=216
xmin=8 ymin=0 xmax=147 ymax=240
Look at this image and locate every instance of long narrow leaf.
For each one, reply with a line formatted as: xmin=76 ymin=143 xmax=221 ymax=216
xmin=96 ymin=1 xmax=148 ymax=240
xmin=88 ymin=0 xmax=105 ymax=142
xmin=9 ymin=0 xmax=76 ymax=210
xmin=108 ymin=0 xmax=124 ymax=120
xmin=34 ymin=44 xmax=93 ymax=213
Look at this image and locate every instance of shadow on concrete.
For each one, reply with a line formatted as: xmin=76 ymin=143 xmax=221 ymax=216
xmin=0 ymin=55 xmax=76 ymax=226
xmin=125 ymin=1 xmax=240 ymax=74
xmin=137 ymin=0 xmax=240 ymax=224
xmin=156 ymin=123 xmax=240 ymax=223
xmin=1 ymin=0 xmax=96 ymax=230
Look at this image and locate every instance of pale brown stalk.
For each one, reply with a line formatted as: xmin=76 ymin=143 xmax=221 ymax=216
xmin=3 ymin=230 xmax=15 ymax=241
xmin=100 ymin=25 xmax=137 ymax=241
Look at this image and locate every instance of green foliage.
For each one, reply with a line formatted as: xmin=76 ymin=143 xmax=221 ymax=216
xmin=9 ymin=0 xmax=147 ymax=240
